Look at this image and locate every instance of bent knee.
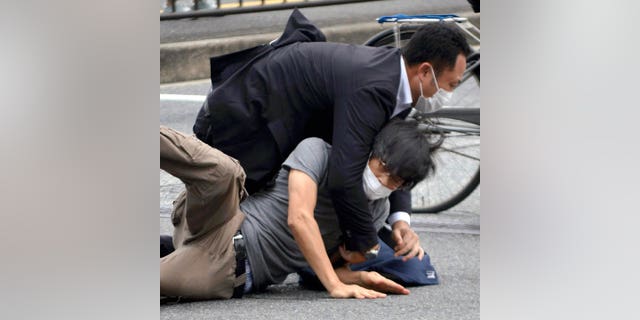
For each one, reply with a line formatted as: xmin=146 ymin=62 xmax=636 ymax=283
xmin=203 ymin=150 xmax=246 ymax=185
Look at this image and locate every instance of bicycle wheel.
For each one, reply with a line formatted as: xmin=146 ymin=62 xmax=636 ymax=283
xmin=413 ymin=112 xmax=480 ymax=213
xmin=365 ymin=26 xmax=480 ymax=213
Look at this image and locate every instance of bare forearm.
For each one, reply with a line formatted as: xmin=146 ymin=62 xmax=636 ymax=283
xmin=289 ymin=211 xmax=342 ymax=292
xmin=287 ymin=169 xmax=389 ymax=299
xmin=335 ymin=266 xmax=363 ymax=286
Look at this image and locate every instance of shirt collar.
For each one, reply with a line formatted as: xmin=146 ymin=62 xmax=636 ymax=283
xmin=391 ymin=56 xmax=413 ymax=118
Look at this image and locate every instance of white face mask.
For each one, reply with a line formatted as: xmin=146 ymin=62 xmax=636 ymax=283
xmin=362 ymin=163 xmax=394 ymax=200
xmin=414 ymin=66 xmax=453 ymax=113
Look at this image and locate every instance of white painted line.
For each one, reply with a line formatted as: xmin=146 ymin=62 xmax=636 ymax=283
xmin=160 ymin=94 xmax=207 ymax=102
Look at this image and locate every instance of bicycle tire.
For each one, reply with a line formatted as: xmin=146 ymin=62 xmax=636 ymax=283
xmin=412 ymin=115 xmax=480 ymax=213
xmin=365 ymin=26 xmax=480 ymax=213
xmin=413 ymin=168 xmax=480 ymax=213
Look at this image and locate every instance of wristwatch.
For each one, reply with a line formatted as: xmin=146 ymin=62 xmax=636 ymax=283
xmin=364 ymin=246 xmax=380 ymax=260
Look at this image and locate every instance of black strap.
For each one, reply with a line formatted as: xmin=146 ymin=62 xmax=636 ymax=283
xmin=231 ymin=230 xmax=247 ymax=298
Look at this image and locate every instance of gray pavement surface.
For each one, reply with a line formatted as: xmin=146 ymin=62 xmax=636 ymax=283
xmin=159 ymin=79 xmax=480 ymax=319
xmin=160 ymin=1 xmax=479 ymax=317
xmin=160 ymin=231 xmax=478 ymax=320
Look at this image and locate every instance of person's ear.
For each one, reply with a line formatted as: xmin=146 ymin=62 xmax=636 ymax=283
xmin=419 ymin=62 xmax=432 ymax=77
xmin=339 ymin=243 xmax=366 ymax=264
xmin=417 ymin=62 xmax=434 ymax=84
xmin=338 ymin=243 xmax=350 ymax=261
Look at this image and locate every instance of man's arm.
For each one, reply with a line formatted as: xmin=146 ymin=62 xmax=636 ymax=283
xmin=388 ymin=190 xmax=424 ymax=261
xmin=287 ymin=169 xmax=387 ymax=299
xmin=389 ymin=190 xmax=412 ymax=217
xmin=328 ymin=88 xmax=394 ymax=253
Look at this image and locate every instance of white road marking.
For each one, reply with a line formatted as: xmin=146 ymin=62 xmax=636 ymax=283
xmin=160 ymin=94 xmax=207 ymax=102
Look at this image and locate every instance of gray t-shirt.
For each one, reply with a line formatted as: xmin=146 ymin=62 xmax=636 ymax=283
xmin=239 ymin=138 xmax=389 ymax=291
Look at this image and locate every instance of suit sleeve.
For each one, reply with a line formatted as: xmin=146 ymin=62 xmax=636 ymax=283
xmin=389 ymin=189 xmax=412 ymax=214
xmin=389 ymin=108 xmax=413 ymax=216
xmin=328 ymin=87 xmax=394 ymax=252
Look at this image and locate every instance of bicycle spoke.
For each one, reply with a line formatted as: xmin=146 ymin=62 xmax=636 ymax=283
xmin=438 ymin=146 xmax=480 ymax=161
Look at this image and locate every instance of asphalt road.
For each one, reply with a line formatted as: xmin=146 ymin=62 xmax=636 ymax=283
xmin=159 ymin=231 xmax=479 ymax=320
xmin=159 ymin=79 xmax=480 ymax=319
xmin=159 ymin=1 xmax=479 ymax=317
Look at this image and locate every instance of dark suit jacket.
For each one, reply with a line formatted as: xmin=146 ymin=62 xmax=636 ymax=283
xmin=194 ymin=9 xmax=410 ymax=252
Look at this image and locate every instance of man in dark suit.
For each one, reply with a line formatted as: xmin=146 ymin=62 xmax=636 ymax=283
xmin=193 ymin=9 xmax=471 ymax=260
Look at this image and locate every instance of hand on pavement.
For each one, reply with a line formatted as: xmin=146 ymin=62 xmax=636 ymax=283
xmin=328 ymin=283 xmax=388 ymax=299
xmin=359 ymin=271 xmax=410 ymax=295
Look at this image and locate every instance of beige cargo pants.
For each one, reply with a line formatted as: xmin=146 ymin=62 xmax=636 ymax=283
xmin=160 ymin=126 xmax=247 ymax=300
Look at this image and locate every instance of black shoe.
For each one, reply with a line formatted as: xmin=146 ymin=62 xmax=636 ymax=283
xmin=160 ymin=235 xmax=175 ymax=258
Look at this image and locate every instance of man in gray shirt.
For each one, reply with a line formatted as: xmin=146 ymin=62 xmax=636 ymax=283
xmin=160 ymin=119 xmax=438 ymax=300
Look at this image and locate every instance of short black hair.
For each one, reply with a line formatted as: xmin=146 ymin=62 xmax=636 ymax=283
xmin=402 ymin=22 xmax=472 ymax=75
xmin=371 ymin=119 xmax=441 ymax=189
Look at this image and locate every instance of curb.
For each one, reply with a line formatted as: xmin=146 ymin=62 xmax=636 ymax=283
xmin=411 ymin=210 xmax=480 ymax=234
xmin=160 ymin=12 xmax=479 ymax=84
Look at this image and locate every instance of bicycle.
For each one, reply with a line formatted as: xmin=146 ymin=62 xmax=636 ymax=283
xmin=364 ymin=14 xmax=480 ymax=213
